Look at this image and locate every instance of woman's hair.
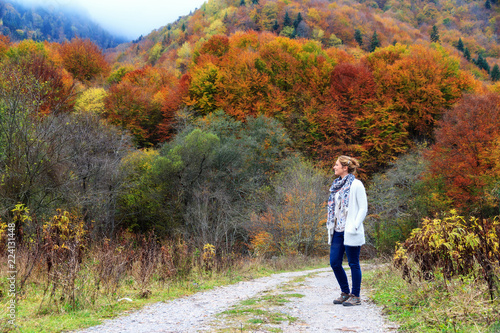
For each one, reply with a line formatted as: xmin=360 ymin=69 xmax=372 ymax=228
xmin=338 ymin=155 xmax=360 ymax=174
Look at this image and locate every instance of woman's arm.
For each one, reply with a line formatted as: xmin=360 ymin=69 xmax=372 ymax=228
xmin=354 ymin=181 xmax=368 ymax=230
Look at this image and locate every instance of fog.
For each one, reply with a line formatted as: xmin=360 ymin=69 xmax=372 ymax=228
xmin=13 ymin=0 xmax=207 ymax=40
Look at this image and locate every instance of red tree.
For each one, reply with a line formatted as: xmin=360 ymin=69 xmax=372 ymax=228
xmin=425 ymin=93 xmax=500 ymax=214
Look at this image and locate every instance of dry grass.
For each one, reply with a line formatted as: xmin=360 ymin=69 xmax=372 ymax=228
xmin=0 ymin=232 xmax=326 ymax=333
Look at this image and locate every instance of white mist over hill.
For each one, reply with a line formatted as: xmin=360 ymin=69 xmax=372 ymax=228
xmin=13 ymin=0 xmax=207 ymax=40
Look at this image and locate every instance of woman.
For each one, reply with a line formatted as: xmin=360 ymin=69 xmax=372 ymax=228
xmin=327 ymin=155 xmax=367 ymax=306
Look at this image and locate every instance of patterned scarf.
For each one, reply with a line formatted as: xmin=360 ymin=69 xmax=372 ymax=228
xmin=327 ymin=173 xmax=355 ymax=230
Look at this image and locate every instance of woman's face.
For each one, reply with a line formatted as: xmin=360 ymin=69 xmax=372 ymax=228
xmin=334 ymin=160 xmax=348 ymax=178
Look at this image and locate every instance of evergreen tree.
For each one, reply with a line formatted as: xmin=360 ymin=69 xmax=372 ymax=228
xmin=491 ymin=64 xmax=500 ymax=81
xmin=293 ymin=13 xmax=303 ymax=29
xmin=369 ymin=31 xmax=380 ymax=52
xmin=484 ymin=58 xmax=491 ymax=73
xmin=182 ymin=22 xmax=186 ymax=32
xmin=430 ymin=25 xmax=440 ymax=43
xmin=272 ymin=20 xmax=279 ymax=31
xmin=457 ymin=37 xmax=464 ymax=52
xmin=283 ymin=11 xmax=292 ymax=27
xmin=354 ymin=29 xmax=363 ymax=46
xmin=486 ymin=0 xmax=492 ymax=9
xmin=240 ymin=0 xmax=245 ymax=6
xmin=252 ymin=0 xmax=259 ymax=4
xmin=464 ymin=47 xmax=471 ymax=61
xmin=476 ymin=54 xmax=491 ymax=73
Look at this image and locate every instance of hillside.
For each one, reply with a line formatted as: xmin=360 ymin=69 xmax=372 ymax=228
xmin=109 ymin=0 xmax=500 ymax=70
xmin=102 ymin=0 xmax=500 ymax=173
xmin=0 ymin=0 xmax=127 ymax=48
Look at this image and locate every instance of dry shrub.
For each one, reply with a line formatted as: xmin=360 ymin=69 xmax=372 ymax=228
xmin=7 ymin=205 xmax=46 ymax=294
xmin=40 ymin=210 xmax=89 ymax=311
xmin=249 ymin=231 xmax=276 ymax=258
xmin=158 ymin=242 xmax=177 ymax=283
xmin=130 ymin=231 xmax=160 ymax=298
xmin=168 ymin=238 xmax=192 ymax=279
xmin=394 ymin=211 xmax=500 ymax=300
xmin=89 ymin=237 xmax=132 ymax=302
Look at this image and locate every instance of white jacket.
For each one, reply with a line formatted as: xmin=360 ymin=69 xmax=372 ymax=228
xmin=328 ymin=179 xmax=368 ymax=246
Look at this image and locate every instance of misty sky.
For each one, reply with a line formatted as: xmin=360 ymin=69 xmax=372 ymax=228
xmin=77 ymin=0 xmax=208 ymax=39
xmin=19 ymin=0 xmax=207 ymax=40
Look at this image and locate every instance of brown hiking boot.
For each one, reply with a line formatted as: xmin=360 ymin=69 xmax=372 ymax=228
xmin=342 ymin=294 xmax=361 ymax=306
xmin=333 ymin=292 xmax=350 ymax=304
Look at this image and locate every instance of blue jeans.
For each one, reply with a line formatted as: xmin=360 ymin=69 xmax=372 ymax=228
xmin=329 ymin=231 xmax=362 ymax=297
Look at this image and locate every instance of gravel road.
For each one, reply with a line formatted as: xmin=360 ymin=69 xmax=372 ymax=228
xmin=75 ymin=264 xmax=399 ymax=333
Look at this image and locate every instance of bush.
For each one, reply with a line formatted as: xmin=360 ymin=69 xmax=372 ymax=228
xmin=249 ymin=157 xmax=330 ymax=257
xmin=393 ymin=211 xmax=500 ymax=300
xmin=365 ymin=147 xmax=428 ymax=254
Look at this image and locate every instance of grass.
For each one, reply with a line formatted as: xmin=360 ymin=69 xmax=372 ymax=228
xmin=211 ymin=271 xmax=320 ymax=332
xmin=0 ymin=255 xmax=327 ymax=333
xmin=215 ymin=281 xmax=308 ymax=332
xmin=364 ymin=261 xmax=500 ymax=333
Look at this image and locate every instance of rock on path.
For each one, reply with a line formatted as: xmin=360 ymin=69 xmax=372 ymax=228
xmin=75 ymin=265 xmax=398 ymax=333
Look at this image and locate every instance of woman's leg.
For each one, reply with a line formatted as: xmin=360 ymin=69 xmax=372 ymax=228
xmin=345 ymin=245 xmax=362 ymax=297
xmin=329 ymin=231 xmax=350 ymax=294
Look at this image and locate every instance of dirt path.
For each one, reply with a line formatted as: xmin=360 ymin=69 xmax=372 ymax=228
xmin=76 ymin=265 xmax=399 ymax=332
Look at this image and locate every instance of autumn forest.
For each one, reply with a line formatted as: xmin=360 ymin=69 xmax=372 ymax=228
xmin=1 ymin=0 xmax=500 ymax=330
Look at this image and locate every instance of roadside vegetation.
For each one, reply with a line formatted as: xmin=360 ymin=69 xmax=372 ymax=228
xmin=365 ymin=263 xmax=500 ymax=333
xmin=0 ymin=244 xmax=325 ymax=333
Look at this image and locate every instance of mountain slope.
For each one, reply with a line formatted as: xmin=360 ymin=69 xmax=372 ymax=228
xmin=109 ymin=0 xmax=500 ymax=72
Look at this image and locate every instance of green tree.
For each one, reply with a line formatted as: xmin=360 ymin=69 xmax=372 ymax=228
xmin=293 ymin=13 xmax=303 ymax=29
xmin=457 ymin=37 xmax=464 ymax=52
xmin=0 ymin=61 xmax=128 ymax=230
xmin=369 ymin=31 xmax=380 ymax=52
xmin=476 ymin=53 xmax=490 ymax=73
xmin=354 ymin=29 xmax=363 ymax=46
xmin=491 ymin=64 xmax=500 ymax=81
xmin=283 ymin=11 xmax=292 ymax=27
xmin=486 ymin=0 xmax=492 ymax=9
xmin=118 ymin=111 xmax=292 ymax=248
xmin=329 ymin=34 xmax=343 ymax=47
xmin=272 ymin=20 xmax=279 ymax=31
xmin=430 ymin=25 xmax=440 ymax=43
xmin=464 ymin=47 xmax=471 ymax=61
xmin=279 ymin=26 xmax=295 ymax=38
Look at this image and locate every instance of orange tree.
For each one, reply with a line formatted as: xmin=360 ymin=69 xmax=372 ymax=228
xmin=186 ymin=32 xmax=334 ymax=154
xmin=104 ymin=66 xmax=179 ymax=146
xmin=366 ymin=44 xmax=474 ymax=139
xmin=58 ymin=38 xmax=110 ymax=82
xmin=352 ymin=43 xmax=477 ymax=173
